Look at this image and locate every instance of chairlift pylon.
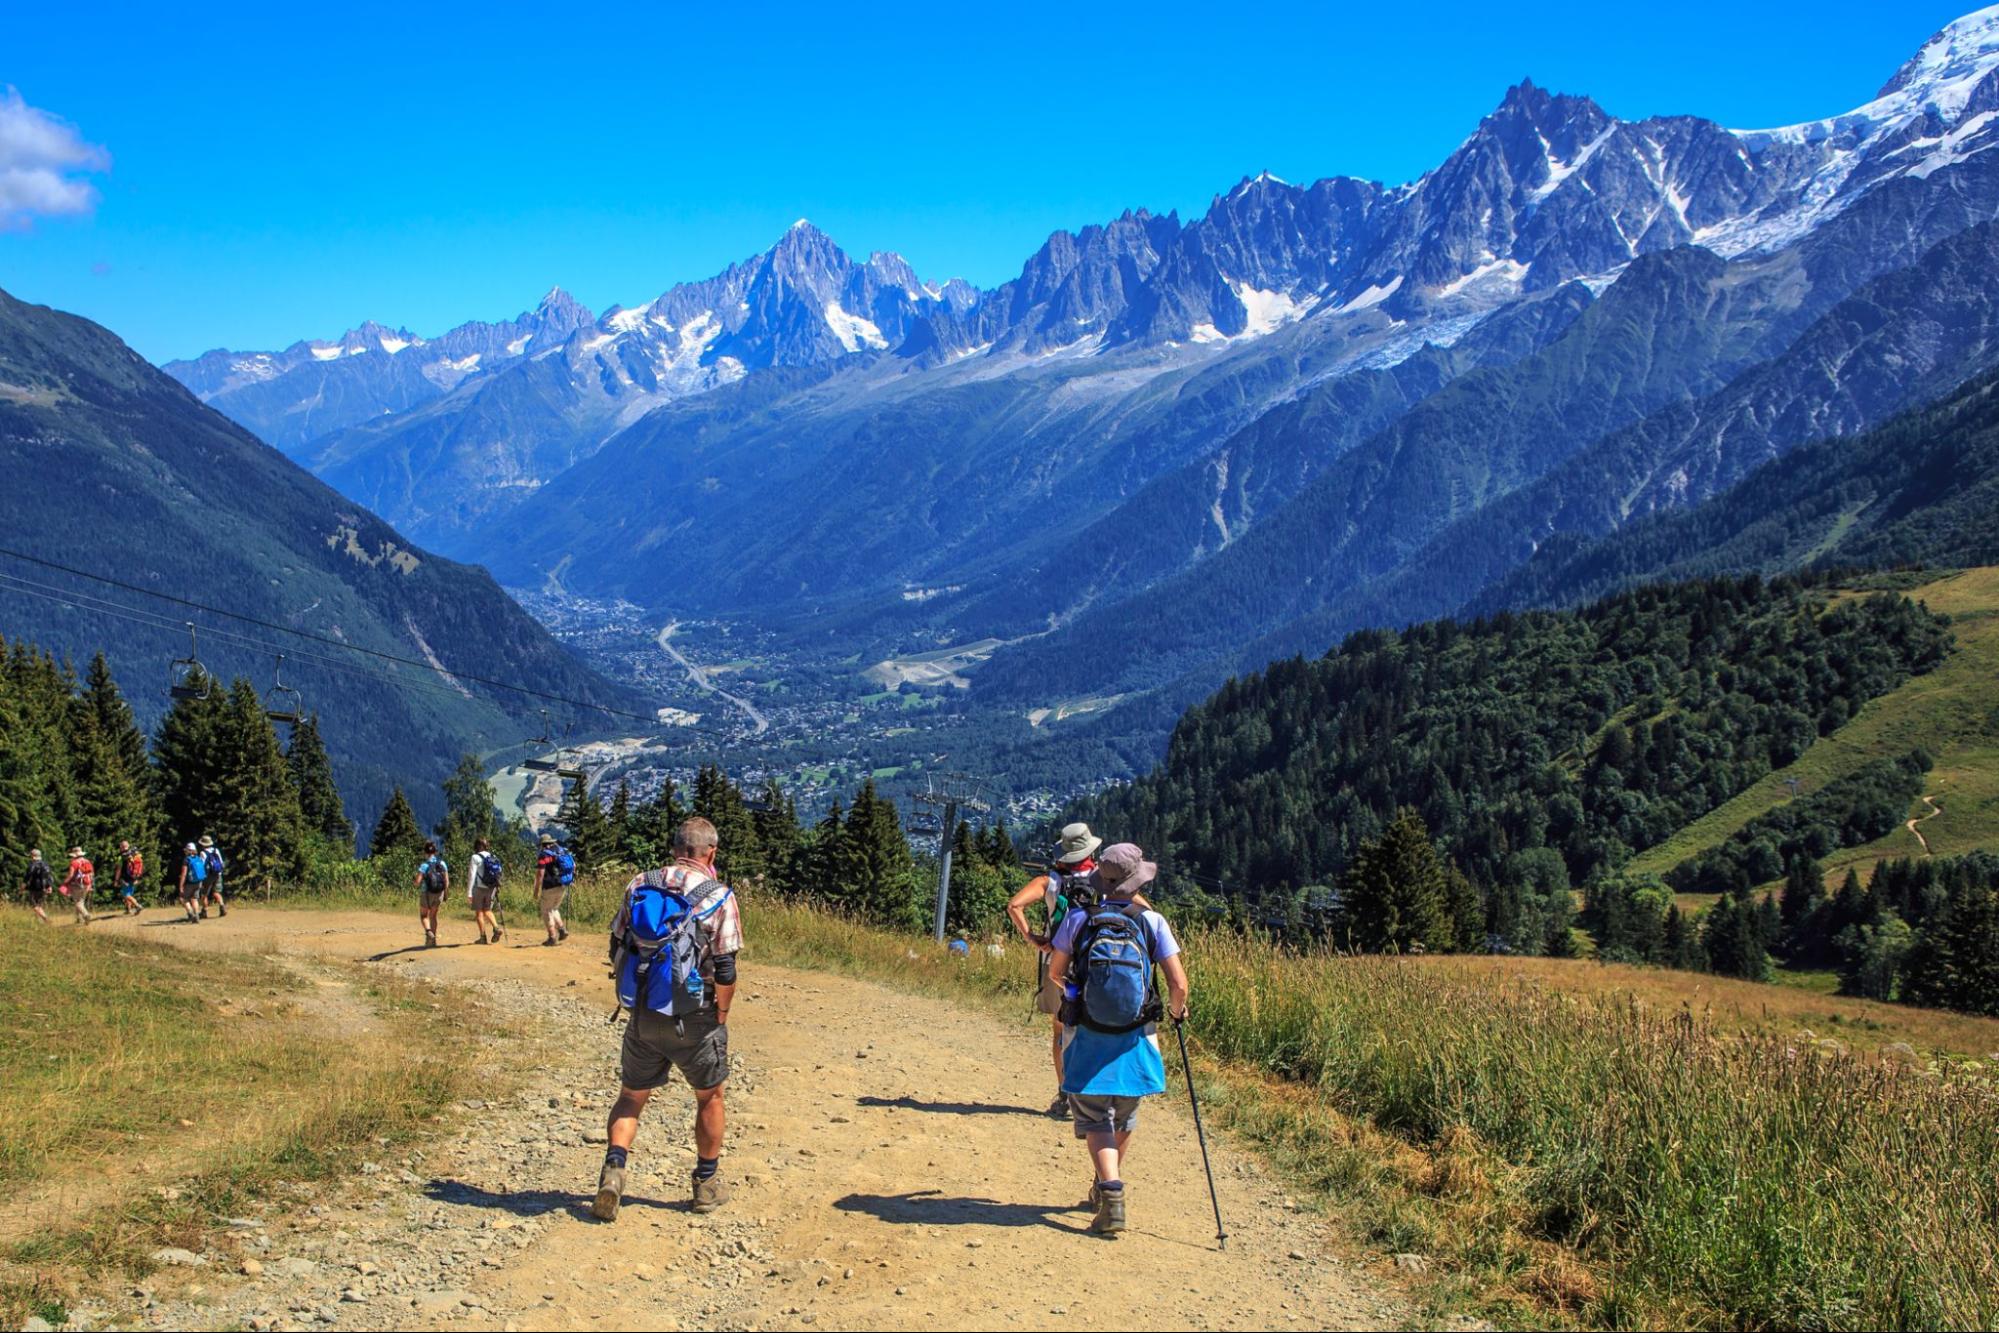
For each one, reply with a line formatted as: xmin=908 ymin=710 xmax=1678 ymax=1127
xmin=167 ymin=622 xmax=210 ymax=701
xmin=263 ymin=654 xmax=304 ymax=726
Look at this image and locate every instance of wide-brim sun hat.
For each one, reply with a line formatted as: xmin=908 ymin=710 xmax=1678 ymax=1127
xmin=68 ymin=847 xmax=83 ymax=858
xmin=539 ymin=834 xmax=556 ymax=846
xmin=184 ymin=843 xmax=198 ymax=852
xmin=1054 ymin=822 xmax=1102 ymax=865
xmin=1097 ymin=842 xmax=1158 ymax=893
xmin=198 ymin=836 xmax=214 ymax=848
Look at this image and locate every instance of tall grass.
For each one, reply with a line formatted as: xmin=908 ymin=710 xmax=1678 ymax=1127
xmin=745 ymin=899 xmax=1999 ymax=1330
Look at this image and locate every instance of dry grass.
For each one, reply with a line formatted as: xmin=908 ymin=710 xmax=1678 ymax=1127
xmin=0 ymin=913 xmax=468 ymax=1328
xmin=747 ymin=897 xmax=1999 ymax=1330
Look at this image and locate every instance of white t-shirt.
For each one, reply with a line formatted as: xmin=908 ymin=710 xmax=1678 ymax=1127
xmin=467 ymin=850 xmax=499 ymax=898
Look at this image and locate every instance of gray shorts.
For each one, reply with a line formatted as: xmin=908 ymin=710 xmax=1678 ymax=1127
xmin=1069 ymin=1093 xmax=1143 ymax=1138
xmin=419 ymin=890 xmax=444 ymax=912
xmin=468 ymin=886 xmax=498 ymax=912
xmin=621 ymin=1009 xmax=729 ymax=1092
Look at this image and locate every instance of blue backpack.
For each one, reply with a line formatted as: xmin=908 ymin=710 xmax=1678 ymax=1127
xmin=553 ymin=847 xmax=576 ymax=886
xmin=1070 ymin=901 xmax=1160 ymax=1033
xmin=185 ymin=853 xmax=207 ymax=884
xmin=611 ymin=870 xmax=732 ymax=1016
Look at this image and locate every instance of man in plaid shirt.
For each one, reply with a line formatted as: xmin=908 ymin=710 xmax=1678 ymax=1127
xmin=592 ymin=816 xmax=745 ymax=1221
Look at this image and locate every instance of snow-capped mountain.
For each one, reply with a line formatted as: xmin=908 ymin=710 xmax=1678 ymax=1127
xmin=166 ymin=5 xmax=1999 ymax=587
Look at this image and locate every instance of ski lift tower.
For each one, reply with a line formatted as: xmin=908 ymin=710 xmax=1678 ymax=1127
xmin=910 ymin=773 xmax=990 ymax=943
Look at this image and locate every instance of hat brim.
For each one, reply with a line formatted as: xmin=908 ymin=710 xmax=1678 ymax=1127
xmin=1106 ymin=860 xmax=1159 ymax=893
xmin=1054 ymin=836 xmax=1102 ymax=865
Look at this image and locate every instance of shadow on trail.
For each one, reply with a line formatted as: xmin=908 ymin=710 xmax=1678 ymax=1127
xmin=856 ymin=1095 xmax=1044 ymax=1118
xmin=423 ymin=1178 xmax=679 ymax=1223
xmin=834 ymin=1189 xmax=1090 ymax=1234
xmin=366 ymin=942 xmax=474 ymax=962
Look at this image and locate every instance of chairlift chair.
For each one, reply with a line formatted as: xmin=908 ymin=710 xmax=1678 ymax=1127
xmin=263 ymin=654 xmax=304 ymax=726
xmin=520 ymin=710 xmax=560 ymax=772
xmin=167 ymin=623 xmax=210 ymax=701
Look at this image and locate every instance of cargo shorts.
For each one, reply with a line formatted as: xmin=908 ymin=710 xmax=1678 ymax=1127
xmin=419 ymin=890 xmax=445 ymax=912
xmin=1068 ymin=1092 xmax=1142 ymax=1138
xmin=621 ymin=1009 xmax=730 ymax=1092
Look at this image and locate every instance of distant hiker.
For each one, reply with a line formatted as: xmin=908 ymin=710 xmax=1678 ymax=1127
xmin=467 ymin=837 xmax=504 ymax=945
xmin=21 ymin=849 xmax=52 ymax=924
xmin=116 ymin=840 xmax=145 ymax=916
xmin=593 ymin=816 xmax=743 ymax=1222
xmin=1046 ymin=842 xmax=1189 ymax=1236
xmin=1006 ymin=822 xmax=1129 ymax=1117
xmin=62 ymin=846 xmax=95 ymax=925
xmin=197 ymin=836 xmax=227 ymax=918
xmin=415 ymin=841 xmax=450 ymax=947
xmin=535 ymin=833 xmax=574 ymax=947
xmin=176 ymin=842 xmax=206 ymax=923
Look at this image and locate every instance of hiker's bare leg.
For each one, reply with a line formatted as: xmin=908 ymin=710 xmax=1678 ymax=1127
xmin=607 ymin=1086 xmax=652 ymax=1151
xmin=694 ymin=1083 xmax=725 ymax=1159
xmin=1087 ymin=1129 xmax=1133 ymax=1182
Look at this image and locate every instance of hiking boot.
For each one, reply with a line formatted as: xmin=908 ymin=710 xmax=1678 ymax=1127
xmin=424 ymin=931 xmax=437 ymax=948
xmin=542 ymin=937 xmax=557 ymax=948
xmin=492 ymin=926 xmax=504 ymax=942
xmin=557 ymin=926 xmax=569 ymax=942
xmin=592 ymin=1162 xmax=626 ymax=1222
xmin=199 ymin=908 xmax=209 ymax=919
xmin=1047 ymin=1093 xmax=1070 ymax=1119
xmin=217 ymin=904 xmax=227 ymax=917
xmin=1089 ymin=1185 xmax=1126 ymax=1235
xmin=691 ymin=1170 xmax=730 ymax=1214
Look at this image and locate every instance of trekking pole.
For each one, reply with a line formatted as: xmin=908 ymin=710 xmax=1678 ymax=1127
xmin=1173 ymin=1016 xmax=1227 ymax=1251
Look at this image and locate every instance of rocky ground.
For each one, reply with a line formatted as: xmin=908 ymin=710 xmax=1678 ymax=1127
xmin=34 ymin=910 xmax=1408 ymax=1332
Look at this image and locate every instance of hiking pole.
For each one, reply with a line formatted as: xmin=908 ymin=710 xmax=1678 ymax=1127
xmin=1173 ymin=1016 xmax=1227 ymax=1251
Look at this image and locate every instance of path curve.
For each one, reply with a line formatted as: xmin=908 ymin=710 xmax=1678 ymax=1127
xmin=659 ymin=620 xmax=770 ymax=735
xmin=80 ymin=908 xmax=1399 ymax=1331
xmin=1907 ymin=793 xmax=1944 ymax=855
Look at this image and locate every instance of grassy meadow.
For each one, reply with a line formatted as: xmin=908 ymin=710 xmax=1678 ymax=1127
xmin=0 ymin=914 xmax=468 ymax=1329
xmin=744 ymin=898 xmax=1999 ymax=1331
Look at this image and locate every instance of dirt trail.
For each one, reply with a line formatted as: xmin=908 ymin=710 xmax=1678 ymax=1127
xmin=82 ymin=908 xmax=1401 ymax=1332
xmin=1907 ymin=793 xmax=1944 ymax=855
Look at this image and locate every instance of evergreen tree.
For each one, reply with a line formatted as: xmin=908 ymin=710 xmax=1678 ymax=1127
xmin=63 ymin=697 xmax=152 ymax=862
xmin=286 ymin=715 xmax=350 ymax=847
xmin=845 ymin=781 xmax=920 ymax=928
xmin=81 ymin=652 xmax=155 ymax=850
xmin=609 ymin=778 xmax=636 ymax=864
xmin=1837 ymin=915 xmax=1914 ymax=1000
xmin=565 ymin=784 xmax=616 ymax=871
xmin=1443 ymin=862 xmax=1485 ymax=952
xmin=151 ymin=666 xmax=229 ymax=865
xmin=1702 ymin=890 xmax=1772 ymax=981
xmin=435 ymin=754 xmax=498 ymax=860
xmin=628 ymin=778 xmax=684 ymax=868
xmin=1900 ymin=878 xmax=1999 ymax=1015
xmin=794 ymin=799 xmax=848 ymax=905
xmin=1339 ymin=808 xmax=1452 ymax=953
xmin=370 ymin=786 xmax=423 ymax=860
xmin=205 ymin=679 xmax=307 ymax=890
xmin=750 ymin=778 xmax=800 ymax=894
xmin=693 ymin=766 xmax=761 ymax=886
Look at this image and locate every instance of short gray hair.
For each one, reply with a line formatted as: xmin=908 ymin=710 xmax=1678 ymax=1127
xmin=674 ymin=816 xmax=719 ymax=857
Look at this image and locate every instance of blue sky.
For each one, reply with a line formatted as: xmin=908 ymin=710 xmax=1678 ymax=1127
xmin=0 ymin=0 xmax=1980 ymax=361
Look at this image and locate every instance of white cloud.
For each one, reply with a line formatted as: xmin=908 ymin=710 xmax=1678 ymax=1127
xmin=0 ymin=88 xmax=109 ymax=229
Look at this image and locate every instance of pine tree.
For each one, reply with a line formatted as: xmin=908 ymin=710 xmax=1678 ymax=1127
xmin=1443 ymin=862 xmax=1484 ymax=952
xmin=370 ymin=786 xmax=423 ymax=860
xmin=1339 ymin=807 xmax=1452 ymax=953
xmin=845 ymin=781 xmax=919 ymax=928
xmin=286 ymin=715 xmax=350 ymax=847
xmin=1901 ymin=879 xmax=1999 ymax=1015
xmin=565 ymin=785 xmax=616 ymax=871
xmin=151 ymin=666 xmax=228 ymax=866
xmin=206 ymin=679 xmax=307 ymax=891
xmin=63 ymin=696 xmax=151 ymax=862
xmin=609 ymin=779 xmax=636 ymax=863
xmin=435 ymin=754 xmax=498 ymax=859
xmin=750 ymin=778 xmax=800 ymax=895
xmin=794 ymin=799 xmax=847 ymax=905
xmin=693 ymin=766 xmax=761 ymax=886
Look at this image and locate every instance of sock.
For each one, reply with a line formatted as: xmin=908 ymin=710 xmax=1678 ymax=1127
xmin=1099 ymin=1179 xmax=1123 ymax=1193
xmin=694 ymin=1156 xmax=719 ymax=1180
xmin=603 ymin=1146 xmax=628 ymax=1170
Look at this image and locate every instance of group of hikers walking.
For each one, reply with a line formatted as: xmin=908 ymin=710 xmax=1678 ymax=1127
xmin=15 ymin=806 xmax=1195 ymax=1240
xmin=406 ymin=831 xmax=576 ymax=948
xmin=591 ymin=816 xmax=1188 ymax=1239
xmin=18 ymin=836 xmax=224 ymax=925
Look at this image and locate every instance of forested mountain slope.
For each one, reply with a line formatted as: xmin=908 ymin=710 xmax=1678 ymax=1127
xmin=0 ymin=288 xmax=639 ymax=831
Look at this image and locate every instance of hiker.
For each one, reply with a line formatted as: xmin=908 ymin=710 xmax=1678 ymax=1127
xmin=415 ymin=841 xmax=450 ymax=947
xmin=534 ymin=833 xmax=574 ymax=946
xmin=62 ymin=846 xmax=95 ymax=925
xmin=176 ymin=842 xmax=206 ymax=922
xmin=467 ymin=836 xmax=504 ymax=945
xmin=1046 ymin=842 xmax=1189 ymax=1236
xmin=21 ymin=848 xmax=52 ymax=923
xmin=115 ymin=840 xmax=145 ymax=915
xmin=198 ymin=835 xmax=228 ymax=918
xmin=1006 ymin=822 xmax=1131 ymax=1117
xmin=593 ymin=816 xmax=743 ymax=1222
